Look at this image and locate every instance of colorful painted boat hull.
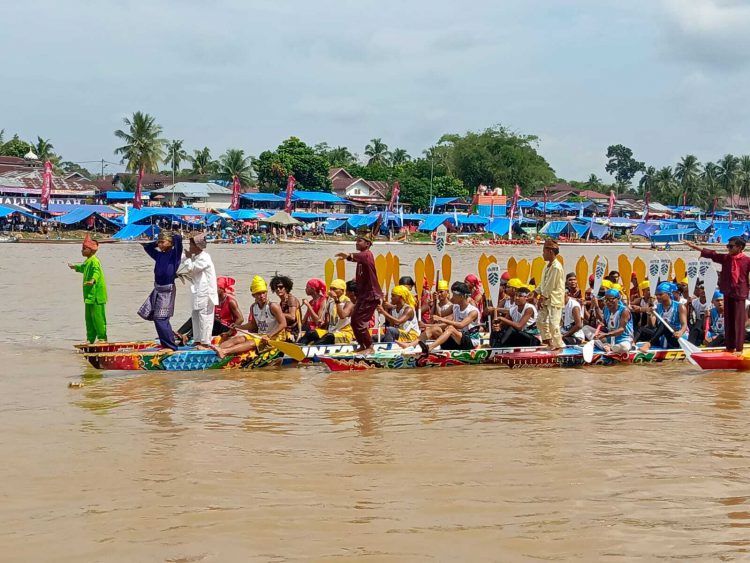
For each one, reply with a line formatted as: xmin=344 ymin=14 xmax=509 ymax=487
xmin=75 ymin=341 xmax=156 ymax=353
xmin=691 ymin=351 xmax=750 ymax=371
xmin=319 ymin=346 xmax=543 ymax=372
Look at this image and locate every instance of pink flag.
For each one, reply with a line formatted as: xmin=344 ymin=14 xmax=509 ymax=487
xmin=134 ymin=165 xmax=144 ymax=210
xmin=607 ymin=190 xmax=616 ymax=218
xmin=509 ymin=184 xmax=520 ymax=222
xmin=388 ymin=181 xmax=400 ymax=212
xmin=230 ymin=175 xmax=241 ymax=211
xmin=40 ymin=160 xmax=53 ymax=211
xmin=284 ymin=175 xmax=296 ymax=214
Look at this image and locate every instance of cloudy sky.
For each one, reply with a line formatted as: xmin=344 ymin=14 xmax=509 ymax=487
xmin=1 ymin=0 xmax=748 ymax=180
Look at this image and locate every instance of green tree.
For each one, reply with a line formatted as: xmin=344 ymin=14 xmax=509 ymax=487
xmin=701 ymin=162 xmax=721 ymax=206
xmin=0 ymin=129 xmax=4 ymax=145
xmin=439 ymin=125 xmax=556 ymax=194
xmin=34 ymin=137 xmax=55 ymax=161
xmin=605 ymin=144 xmax=645 ymax=192
xmin=114 ymin=111 xmax=166 ymax=173
xmin=391 ymin=148 xmax=411 ymax=166
xmin=255 ymin=137 xmax=331 ymax=192
xmin=60 ymin=161 xmax=93 ymax=179
xmin=674 ymin=154 xmax=702 ymax=205
xmin=217 ymin=148 xmax=254 ymax=186
xmin=164 ymin=139 xmax=188 ymax=176
xmin=0 ymin=134 xmax=31 ymax=158
xmin=738 ymin=155 xmax=750 ymax=210
xmin=315 ymin=143 xmax=357 ymax=167
xmin=717 ymin=154 xmax=740 ymax=207
xmin=189 ymin=147 xmax=217 ymax=175
xmin=653 ymin=166 xmax=678 ymax=204
xmin=118 ymin=174 xmax=137 ymax=192
xmin=364 ymin=138 xmax=391 ymax=166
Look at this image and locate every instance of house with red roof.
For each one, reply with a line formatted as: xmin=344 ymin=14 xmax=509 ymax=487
xmin=329 ymin=168 xmax=390 ymax=208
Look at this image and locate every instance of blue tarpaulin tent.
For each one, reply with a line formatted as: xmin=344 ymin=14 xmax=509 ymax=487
xmin=710 ymin=226 xmax=748 ymax=243
xmin=633 ymin=223 xmax=659 ymax=237
xmin=418 ymin=215 xmax=449 ymax=232
xmin=324 ymin=219 xmax=347 ymax=234
xmin=26 ymin=203 xmax=122 ymax=216
xmin=540 ymin=221 xmax=578 ymax=238
xmin=0 ymin=205 xmax=41 ymax=220
xmin=347 ymin=213 xmax=381 ymax=229
xmin=225 ymin=209 xmax=269 ymax=220
xmin=105 ymin=191 xmax=150 ymax=201
xmin=240 ymin=193 xmax=285 ymax=203
xmin=289 ymin=191 xmax=349 ymax=204
xmin=112 ymin=224 xmax=160 ymax=240
xmin=651 ymin=228 xmax=697 ymax=242
xmin=128 ymin=207 xmax=207 ymax=224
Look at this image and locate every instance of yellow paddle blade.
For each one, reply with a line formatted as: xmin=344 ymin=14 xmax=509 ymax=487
xmin=516 ymin=259 xmax=530 ymax=284
xmin=488 ymin=255 xmax=498 ymax=265
xmin=575 ymin=256 xmax=588 ymax=290
xmin=618 ymin=254 xmax=632 ymax=300
xmin=556 ymin=255 xmax=564 ymax=266
xmin=507 ymin=257 xmax=517 ymax=278
xmin=336 ymin=258 xmax=346 ymax=281
xmin=674 ymin=258 xmax=686 ymax=283
xmin=414 ymin=258 xmax=425 ymax=302
xmin=392 ymin=254 xmax=400 ymax=288
xmin=324 ymin=259 xmax=334 ymax=289
xmin=425 ymin=254 xmax=435 ymax=289
xmin=385 ymin=251 xmax=394 ymax=292
xmin=633 ymin=257 xmax=646 ymax=286
xmin=478 ymin=254 xmax=490 ymax=293
xmin=530 ymin=257 xmax=545 ymax=285
xmin=269 ymin=339 xmax=306 ymax=361
xmin=375 ymin=254 xmax=387 ymax=291
xmin=441 ymin=254 xmax=452 ymax=284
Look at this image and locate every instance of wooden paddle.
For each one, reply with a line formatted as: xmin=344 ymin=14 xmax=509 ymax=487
xmin=575 ymin=256 xmax=588 ymax=290
xmin=530 ymin=257 xmax=545 ymax=286
xmin=592 ymin=256 xmax=607 ymax=296
xmin=556 ymin=255 xmax=564 ymax=266
xmin=674 ymin=258 xmax=686 ymax=283
xmin=478 ymin=254 xmax=490 ymax=296
xmin=415 ymin=258 xmax=425 ymax=303
xmin=425 ymin=254 xmax=435 ymax=290
xmin=583 ymin=323 xmax=602 ymax=363
xmin=488 ymin=255 xmax=498 ymax=265
xmin=336 ymin=258 xmax=346 ymax=281
xmin=486 ymin=262 xmax=501 ymax=309
xmin=233 ymin=328 xmax=306 ymax=361
xmin=659 ymin=258 xmax=671 ymax=285
xmin=391 ymin=253 xmax=400 ymax=288
xmin=441 ymin=254 xmax=452 ymax=285
xmin=507 ymin=257 xmax=517 ymax=279
xmin=686 ymin=259 xmax=700 ymax=298
xmin=375 ymin=254 xmax=387 ymax=292
xmin=647 ymin=256 xmax=660 ymax=292
xmin=435 ymin=225 xmax=448 ymax=287
xmin=618 ymin=254 xmax=632 ymax=301
xmin=633 ymin=257 xmax=646 ymax=291
xmin=324 ymin=258 xmax=334 ymax=289
xmin=516 ymin=259 xmax=530 ymax=284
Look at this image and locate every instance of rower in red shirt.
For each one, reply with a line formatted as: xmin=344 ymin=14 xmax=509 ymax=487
xmin=336 ymin=232 xmax=383 ymax=354
xmin=686 ymin=236 xmax=750 ymax=354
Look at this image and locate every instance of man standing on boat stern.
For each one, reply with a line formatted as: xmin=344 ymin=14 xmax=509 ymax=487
xmin=335 ymin=231 xmax=383 ymax=355
xmin=686 ymin=237 xmax=750 ymax=355
xmin=181 ymin=233 xmax=218 ymax=348
xmin=535 ymin=239 xmax=565 ymax=351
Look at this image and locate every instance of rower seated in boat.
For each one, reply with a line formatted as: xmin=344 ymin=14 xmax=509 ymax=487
xmin=298 ymin=279 xmax=354 ymax=345
xmin=561 ymin=288 xmax=585 ymax=345
xmin=637 ymin=282 xmax=688 ymax=353
xmin=489 ymin=286 xmax=539 ymax=348
xmin=210 ymin=276 xmax=287 ymax=359
xmin=399 ymin=281 xmax=480 ymax=353
xmin=377 ymin=285 xmax=420 ymax=342
xmin=593 ymin=289 xmax=634 ymax=354
xmin=422 ymin=280 xmax=453 ymax=340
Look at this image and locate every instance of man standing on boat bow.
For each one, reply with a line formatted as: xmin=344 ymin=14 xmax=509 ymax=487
xmin=535 ymin=239 xmax=566 ymax=351
xmin=335 ymin=232 xmax=383 ymax=355
xmin=686 ymin=237 xmax=750 ymax=355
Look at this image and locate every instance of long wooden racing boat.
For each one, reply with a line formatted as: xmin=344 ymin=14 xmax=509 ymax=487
xmin=691 ymin=351 xmax=750 ymax=371
xmin=319 ymin=345 xmax=726 ymax=372
xmin=82 ymin=341 xmax=405 ymax=371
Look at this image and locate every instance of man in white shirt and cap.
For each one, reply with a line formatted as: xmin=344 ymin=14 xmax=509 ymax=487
xmin=182 ymin=233 xmax=218 ymax=347
xmin=535 ymin=238 xmax=566 ymax=351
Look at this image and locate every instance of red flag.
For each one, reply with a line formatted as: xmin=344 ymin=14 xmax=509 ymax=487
xmin=644 ymin=191 xmax=650 ymax=223
xmin=388 ymin=181 xmax=400 ymax=212
xmin=284 ymin=175 xmax=296 ymax=214
xmin=230 ymin=175 xmax=241 ymax=211
xmin=607 ymin=190 xmax=616 ymax=218
xmin=40 ymin=160 xmax=53 ymax=211
xmin=134 ymin=165 xmax=144 ymax=210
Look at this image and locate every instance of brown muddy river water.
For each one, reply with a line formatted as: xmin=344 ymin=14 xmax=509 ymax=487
xmin=1 ymin=242 xmax=749 ymax=561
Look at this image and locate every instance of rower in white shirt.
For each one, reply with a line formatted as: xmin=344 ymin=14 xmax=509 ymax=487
xmin=181 ymin=234 xmax=218 ymax=347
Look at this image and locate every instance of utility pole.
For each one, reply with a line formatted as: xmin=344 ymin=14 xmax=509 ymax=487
xmin=101 ymin=158 xmax=105 ymax=178
xmin=171 ymin=144 xmax=176 ymax=207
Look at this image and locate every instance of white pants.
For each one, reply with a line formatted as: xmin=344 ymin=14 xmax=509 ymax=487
xmin=192 ymin=303 xmax=214 ymax=345
xmin=594 ymin=339 xmax=633 ymax=354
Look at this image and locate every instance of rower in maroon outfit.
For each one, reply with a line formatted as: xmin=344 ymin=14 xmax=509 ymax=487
xmin=686 ymin=236 xmax=750 ymax=355
xmin=335 ymin=232 xmax=383 ymax=354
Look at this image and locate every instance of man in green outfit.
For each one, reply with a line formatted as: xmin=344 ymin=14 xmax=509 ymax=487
xmin=68 ymin=234 xmax=108 ymax=343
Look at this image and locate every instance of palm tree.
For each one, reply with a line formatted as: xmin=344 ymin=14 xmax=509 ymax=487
xmin=638 ymin=166 xmax=657 ymax=196
xmin=164 ymin=139 xmax=188 ymax=177
xmin=391 ymin=148 xmax=411 ymax=166
xmin=717 ymin=154 xmax=740 ymax=208
xmin=0 ymin=129 xmax=4 ymax=146
xmin=737 ymin=155 xmax=750 ymax=211
xmin=674 ymin=154 xmax=701 ymax=205
xmin=34 ymin=137 xmax=55 ymax=160
xmin=653 ymin=166 xmax=677 ymax=204
xmin=327 ymin=146 xmax=356 ymax=167
xmin=113 ymin=111 xmax=166 ymax=173
xmin=217 ymin=149 xmax=254 ymax=186
xmin=585 ymin=174 xmax=602 ymax=189
xmin=189 ymin=147 xmax=217 ymax=175
xmin=364 ymin=138 xmax=391 ymax=166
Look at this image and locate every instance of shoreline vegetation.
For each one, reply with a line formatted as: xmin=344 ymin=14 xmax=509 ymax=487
xmin=2 ymin=112 xmax=750 ymax=212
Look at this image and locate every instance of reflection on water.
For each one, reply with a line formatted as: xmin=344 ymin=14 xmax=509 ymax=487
xmin=2 ymin=244 xmax=750 ymax=560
